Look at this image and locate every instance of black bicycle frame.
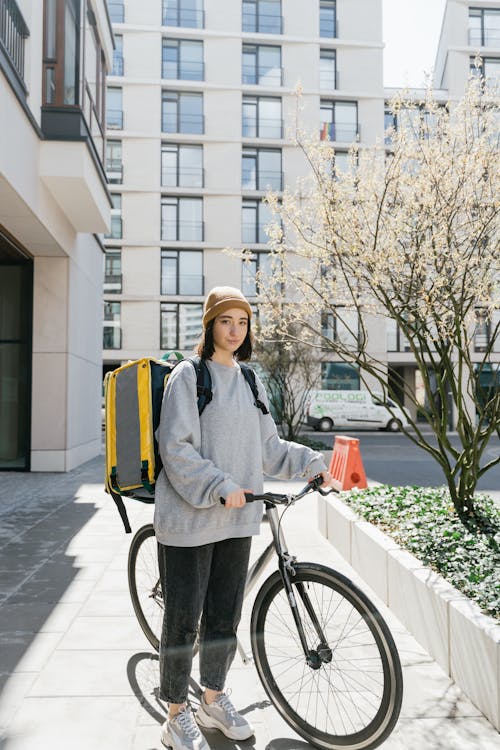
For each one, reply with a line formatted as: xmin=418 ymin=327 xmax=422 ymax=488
xmin=265 ymin=502 xmax=330 ymax=664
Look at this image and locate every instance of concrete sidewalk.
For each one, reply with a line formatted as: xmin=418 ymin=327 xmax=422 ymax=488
xmin=0 ymin=455 xmax=499 ymax=749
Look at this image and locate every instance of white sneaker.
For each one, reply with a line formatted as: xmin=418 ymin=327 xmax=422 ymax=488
xmin=161 ymin=706 xmax=210 ymax=750
xmin=196 ymin=691 xmax=254 ymax=741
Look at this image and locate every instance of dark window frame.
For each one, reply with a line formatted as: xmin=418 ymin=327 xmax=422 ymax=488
xmin=242 ymin=0 xmax=283 ymax=34
xmin=242 ymin=43 xmax=282 ymax=86
xmin=319 ymin=0 xmax=337 ymax=38
xmin=161 ymin=90 xmax=204 ymax=134
xmin=160 ymin=249 xmax=204 ymax=295
xmin=242 ymin=95 xmax=283 ymax=138
xmin=162 ymin=38 xmax=204 ymax=80
xmin=242 ymin=146 xmax=283 ymax=190
xmin=160 ymin=301 xmax=204 ymax=350
xmin=161 ymin=196 xmax=204 ymax=241
xmin=161 ymin=142 xmax=204 ymax=187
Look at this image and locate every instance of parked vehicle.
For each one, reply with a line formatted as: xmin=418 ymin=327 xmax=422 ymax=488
xmin=306 ymin=389 xmax=409 ymax=432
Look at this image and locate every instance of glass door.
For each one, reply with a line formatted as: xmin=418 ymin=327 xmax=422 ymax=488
xmin=0 ymin=261 xmax=33 ymax=469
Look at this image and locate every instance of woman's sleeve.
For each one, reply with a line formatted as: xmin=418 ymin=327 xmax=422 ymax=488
xmin=255 ymin=373 xmax=328 ymax=480
xmin=156 ymin=362 xmax=240 ymax=507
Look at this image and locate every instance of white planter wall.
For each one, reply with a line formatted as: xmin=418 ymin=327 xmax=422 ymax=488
xmin=317 ymin=494 xmax=500 ymax=731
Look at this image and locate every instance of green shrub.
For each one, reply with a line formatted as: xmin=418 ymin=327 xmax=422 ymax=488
xmin=339 ymin=485 xmax=500 ymax=619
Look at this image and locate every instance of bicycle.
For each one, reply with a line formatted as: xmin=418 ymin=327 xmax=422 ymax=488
xmin=128 ymin=475 xmax=403 ymax=750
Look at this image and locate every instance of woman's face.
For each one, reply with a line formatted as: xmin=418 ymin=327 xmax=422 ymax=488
xmin=212 ymin=308 xmax=249 ymax=355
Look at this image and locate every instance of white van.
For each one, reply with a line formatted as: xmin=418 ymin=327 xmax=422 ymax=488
xmin=306 ymin=390 xmax=409 ymax=432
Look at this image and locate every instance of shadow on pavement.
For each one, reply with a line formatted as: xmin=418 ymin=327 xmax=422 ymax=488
xmin=0 ymin=456 xmax=104 ymax=697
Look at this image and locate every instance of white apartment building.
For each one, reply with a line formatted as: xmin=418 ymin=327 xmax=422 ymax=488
xmin=102 ymin=0 xmax=384 ymax=395
xmin=0 ymin=0 xmax=113 ymax=471
xmin=104 ymin=0 xmax=498 ymax=428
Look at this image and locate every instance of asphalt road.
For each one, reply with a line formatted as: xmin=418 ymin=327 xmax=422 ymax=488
xmin=302 ymin=427 xmax=500 ymax=492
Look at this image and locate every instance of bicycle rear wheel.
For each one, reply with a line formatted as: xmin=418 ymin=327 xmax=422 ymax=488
xmin=251 ymin=563 xmax=403 ymax=750
xmin=128 ymin=524 xmax=163 ymax=651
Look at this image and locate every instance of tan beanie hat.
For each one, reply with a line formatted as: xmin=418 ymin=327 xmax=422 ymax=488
xmin=202 ymin=286 xmax=252 ymax=328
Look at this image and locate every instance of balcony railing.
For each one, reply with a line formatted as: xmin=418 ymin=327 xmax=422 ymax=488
xmin=319 ymin=121 xmax=359 ymax=142
xmin=242 ymin=170 xmax=283 ymax=191
xmin=106 ymin=159 xmax=123 ymax=183
xmin=320 ymin=69 xmax=338 ymax=91
xmin=104 ymin=273 xmax=122 ymax=293
xmin=242 ymin=117 xmax=284 ymax=139
xmin=105 ymin=215 xmax=123 ymax=239
xmin=242 ymin=65 xmax=283 ymax=87
xmin=162 ymin=113 xmax=204 ymax=134
xmin=108 ymin=1 xmax=124 ymax=23
xmin=162 ymin=3 xmax=204 ymax=28
xmin=162 ymin=61 xmax=205 ymax=81
xmin=242 ymin=11 xmax=283 ymax=34
xmin=103 ymin=326 xmax=122 ymax=349
xmin=0 ymin=0 xmax=29 ymax=85
xmin=242 ymin=222 xmax=273 ymax=244
xmin=107 ymin=109 xmax=123 ymax=129
xmin=320 ymin=16 xmax=337 ymax=38
xmin=161 ymin=221 xmax=205 ymax=242
xmin=161 ymin=274 xmax=205 ymax=296
xmin=468 ymin=27 xmax=500 ymax=47
xmin=161 ymin=166 xmax=205 ymax=188
xmin=112 ymin=54 xmax=124 ymax=76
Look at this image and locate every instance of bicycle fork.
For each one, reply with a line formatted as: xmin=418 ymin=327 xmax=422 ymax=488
xmin=267 ymin=504 xmax=332 ymax=670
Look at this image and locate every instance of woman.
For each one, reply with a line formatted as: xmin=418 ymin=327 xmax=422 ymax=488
xmin=154 ymin=286 xmax=333 ymax=750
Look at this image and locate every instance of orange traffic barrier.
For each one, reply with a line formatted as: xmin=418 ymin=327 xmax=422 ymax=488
xmin=328 ymin=436 xmax=367 ymax=491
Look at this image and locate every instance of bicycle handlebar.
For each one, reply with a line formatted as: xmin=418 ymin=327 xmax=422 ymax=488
xmin=219 ymin=474 xmax=336 ymax=506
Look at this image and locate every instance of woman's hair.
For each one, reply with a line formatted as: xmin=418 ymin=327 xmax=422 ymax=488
xmin=195 ymin=317 xmax=254 ymax=361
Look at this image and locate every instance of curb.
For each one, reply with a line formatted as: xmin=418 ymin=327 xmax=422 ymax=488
xmin=317 ymin=493 xmax=500 ymax=732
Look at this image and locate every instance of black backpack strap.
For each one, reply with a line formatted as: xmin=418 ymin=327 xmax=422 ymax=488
xmin=240 ymin=364 xmax=270 ymax=415
xmin=109 ymin=489 xmax=132 ymax=534
xmin=187 ymin=356 xmax=213 ymax=415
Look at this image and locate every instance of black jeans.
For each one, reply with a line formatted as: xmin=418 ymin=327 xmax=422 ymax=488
xmin=158 ymin=536 xmax=252 ymax=704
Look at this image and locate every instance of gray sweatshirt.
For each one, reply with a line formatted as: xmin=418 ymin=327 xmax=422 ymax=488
xmin=153 ymin=358 xmax=328 ymax=547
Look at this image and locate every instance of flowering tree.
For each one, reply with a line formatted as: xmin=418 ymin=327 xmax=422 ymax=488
xmin=257 ymin=79 xmax=500 ymax=517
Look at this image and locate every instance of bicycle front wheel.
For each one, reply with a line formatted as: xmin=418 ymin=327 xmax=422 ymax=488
xmin=128 ymin=524 xmax=163 ymax=651
xmin=251 ymin=563 xmax=403 ymax=750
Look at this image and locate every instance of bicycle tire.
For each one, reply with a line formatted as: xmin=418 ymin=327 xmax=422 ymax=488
xmin=251 ymin=563 xmax=403 ymax=750
xmin=128 ymin=523 xmax=163 ymax=652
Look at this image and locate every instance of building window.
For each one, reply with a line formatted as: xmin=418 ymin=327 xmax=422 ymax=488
xmin=161 ymin=250 xmax=204 ymax=295
xmin=105 ymin=194 xmax=122 ymax=239
xmin=242 ymin=147 xmax=282 ymax=190
xmin=112 ymin=34 xmax=123 ymax=75
xmin=162 ymin=39 xmax=204 ymax=80
xmin=242 ymin=0 xmax=282 ymax=34
xmin=242 ymin=199 xmax=275 ymax=244
xmin=106 ymin=139 xmax=123 ymax=183
xmin=161 ymin=197 xmax=204 ymax=241
xmin=162 ymin=0 xmax=204 ymax=28
xmin=468 ymin=8 xmax=500 ymax=47
xmin=106 ymin=86 xmax=123 ymax=128
xmin=161 ymin=303 xmax=203 ymax=350
xmin=162 ymin=90 xmax=204 ymax=134
xmin=42 ymin=0 xmax=81 ymax=105
xmin=470 ymin=56 xmax=500 ymax=86
xmin=242 ymin=251 xmax=278 ymax=296
xmin=320 ymin=49 xmax=336 ymax=90
xmin=242 ymin=96 xmax=282 ymax=138
xmin=321 ymin=362 xmax=360 ymax=390
xmin=107 ymin=1 xmax=124 ymax=23
xmin=386 ymin=319 xmax=411 ymax=352
xmin=103 ymin=301 xmax=122 ymax=349
xmin=242 ymin=44 xmax=282 ymax=86
xmin=320 ymin=0 xmax=336 ymax=38
xmin=320 ymin=100 xmax=358 ymax=142
xmin=104 ymin=250 xmax=122 ymax=293
xmin=321 ymin=309 xmax=358 ymax=349
xmin=161 ymin=143 xmax=203 ymax=187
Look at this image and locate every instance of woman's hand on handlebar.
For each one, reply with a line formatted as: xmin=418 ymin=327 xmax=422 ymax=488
xmin=308 ymin=470 xmax=334 ymax=488
xmin=223 ymin=488 xmax=252 ymax=508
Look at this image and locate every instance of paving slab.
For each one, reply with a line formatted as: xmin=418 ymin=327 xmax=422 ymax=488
xmin=0 ymin=456 xmax=499 ymax=749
